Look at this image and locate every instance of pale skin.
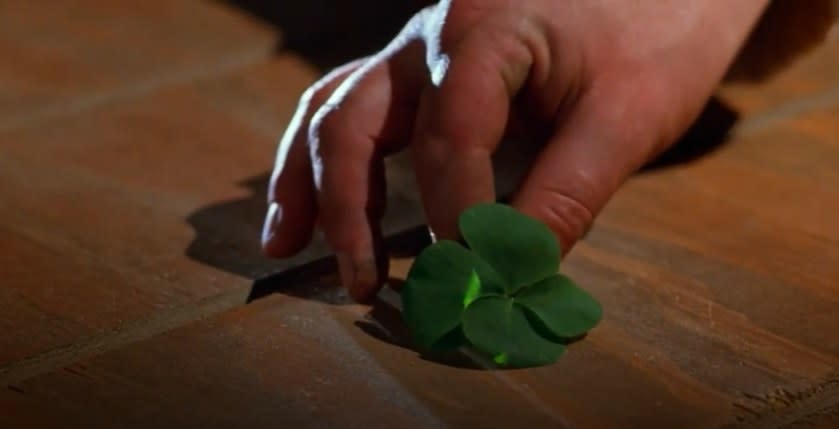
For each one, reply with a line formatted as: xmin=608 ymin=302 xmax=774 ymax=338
xmin=262 ymin=0 xmax=770 ymax=302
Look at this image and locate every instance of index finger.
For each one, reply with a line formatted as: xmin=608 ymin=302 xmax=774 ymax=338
xmin=411 ymin=34 xmax=529 ymax=240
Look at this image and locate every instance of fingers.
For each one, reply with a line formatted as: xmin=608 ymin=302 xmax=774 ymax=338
xmin=310 ymin=45 xmax=425 ymax=302
xmin=264 ymin=6 xmax=429 ymax=302
xmin=512 ymin=84 xmax=664 ymax=255
xmin=262 ymin=60 xmax=365 ymax=258
xmin=412 ymin=33 xmax=532 ymax=240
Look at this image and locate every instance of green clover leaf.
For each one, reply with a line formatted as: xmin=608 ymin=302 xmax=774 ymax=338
xmin=462 ymin=296 xmax=566 ymax=367
xmin=401 ymin=240 xmax=502 ymax=349
xmin=400 ymin=203 xmax=602 ymax=368
xmin=459 ymin=203 xmax=560 ymax=293
xmin=514 ymin=274 xmax=602 ymax=339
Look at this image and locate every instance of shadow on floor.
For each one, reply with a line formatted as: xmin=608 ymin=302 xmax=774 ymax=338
xmin=356 ymin=291 xmax=487 ymax=370
xmin=642 ymin=97 xmax=739 ymax=172
xmin=243 ymin=226 xmax=430 ymax=304
xmin=184 ymin=174 xmax=277 ymax=280
xmin=183 ymin=172 xmax=429 ymax=301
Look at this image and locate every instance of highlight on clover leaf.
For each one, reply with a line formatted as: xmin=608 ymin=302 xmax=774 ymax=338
xmin=400 ymin=203 xmax=602 ymax=368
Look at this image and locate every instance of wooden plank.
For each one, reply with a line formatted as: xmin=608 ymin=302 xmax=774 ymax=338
xmin=0 ymin=387 xmax=67 ymax=428
xmin=593 ymin=110 xmax=839 ymax=356
xmin=4 ymin=248 xmax=837 ymax=427
xmin=720 ymin=40 xmax=839 ymax=118
xmin=0 ymin=226 xmax=137 ymax=364
xmin=0 ymin=57 xmax=321 ymax=369
xmin=0 ymin=1 xmax=278 ymax=131
xmin=12 ymin=98 xmax=839 ymax=429
xmin=0 ymin=54 xmax=429 ymax=377
xmin=5 ymin=287 xmax=568 ymax=428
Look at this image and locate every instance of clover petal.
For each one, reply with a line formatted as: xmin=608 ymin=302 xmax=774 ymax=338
xmin=515 ymin=274 xmax=602 ymax=339
xmin=401 ymin=240 xmax=500 ymax=350
xmin=462 ymin=295 xmax=565 ymax=368
xmin=459 ymin=203 xmax=560 ymax=292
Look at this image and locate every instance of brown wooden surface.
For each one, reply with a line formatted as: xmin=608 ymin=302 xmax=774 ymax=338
xmin=0 ymin=2 xmax=277 ymax=130
xmin=1 ymin=2 xmax=838 ymax=428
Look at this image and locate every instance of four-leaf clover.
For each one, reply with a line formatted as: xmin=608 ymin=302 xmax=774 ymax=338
xmin=401 ymin=203 xmax=602 ymax=368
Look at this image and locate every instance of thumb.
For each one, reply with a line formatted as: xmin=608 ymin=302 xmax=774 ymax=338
xmin=512 ymin=87 xmax=667 ymax=255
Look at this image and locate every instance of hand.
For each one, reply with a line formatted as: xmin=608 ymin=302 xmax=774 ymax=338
xmin=262 ymin=0 xmax=769 ymax=302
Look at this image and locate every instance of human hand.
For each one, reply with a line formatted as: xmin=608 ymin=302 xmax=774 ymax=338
xmin=262 ymin=0 xmax=768 ymax=301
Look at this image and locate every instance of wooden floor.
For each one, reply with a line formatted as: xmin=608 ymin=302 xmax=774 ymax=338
xmin=1 ymin=2 xmax=838 ymax=428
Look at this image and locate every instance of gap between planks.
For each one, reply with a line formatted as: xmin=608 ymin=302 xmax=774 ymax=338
xmin=0 ymin=47 xmax=274 ymax=134
xmin=730 ymin=84 xmax=839 ymax=136
xmin=0 ymin=285 xmax=254 ymax=386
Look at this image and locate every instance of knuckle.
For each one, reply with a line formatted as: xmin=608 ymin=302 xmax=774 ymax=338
xmin=307 ymin=102 xmax=345 ymax=165
xmin=310 ymin=100 xmax=342 ymax=139
xmin=297 ymin=84 xmax=343 ymax=171
xmin=299 ymin=58 xmax=365 ymax=120
xmin=521 ymin=187 xmax=596 ymax=253
xmin=306 ymin=72 xmax=375 ymax=159
xmin=301 ymin=83 xmax=335 ymax=116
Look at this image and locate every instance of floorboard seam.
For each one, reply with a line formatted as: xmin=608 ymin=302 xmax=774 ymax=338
xmin=0 ymin=46 xmax=274 ymax=134
xmin=731 ymin=84 xmax=839 ymax=136
xmin=0 ymin=286 xmax=252 ymax=385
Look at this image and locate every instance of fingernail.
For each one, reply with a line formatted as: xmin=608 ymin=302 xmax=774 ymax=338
xmin=261 ymin=202 xmax=280 ymax=246
xmin=336 ymin=252 xmax=355 ymax=290
xmin=337 ymin=251 xmax=379 ymax=302
xmin=347 ymin=256 xmax=379 ymax=303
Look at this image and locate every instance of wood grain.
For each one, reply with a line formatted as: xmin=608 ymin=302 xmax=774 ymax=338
xmin=0 ymin=57 xmax=318 ymax=370
xmin=1 ymin=2 xmax=838 ymax=427
xmin=0 ymin=1 xmax=277 ymax=132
